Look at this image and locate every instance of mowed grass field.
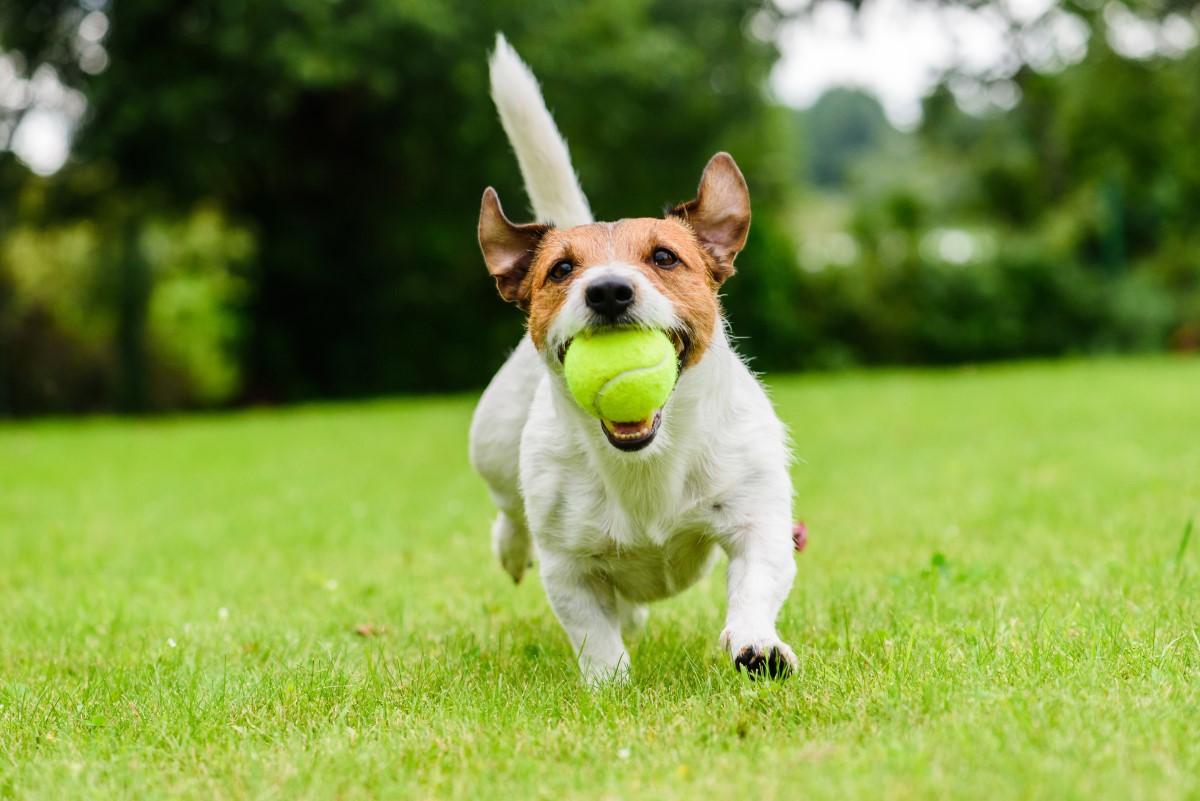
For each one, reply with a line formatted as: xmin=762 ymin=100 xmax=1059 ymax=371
xmin=2 ymin=357 xmax=1198 ymax=800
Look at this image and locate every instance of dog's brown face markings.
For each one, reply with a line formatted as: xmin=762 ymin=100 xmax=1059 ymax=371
xmin=520 ymin=219 xmax=721 ymax=364
xmin=479 ymin=153 xmax=751 ymax=370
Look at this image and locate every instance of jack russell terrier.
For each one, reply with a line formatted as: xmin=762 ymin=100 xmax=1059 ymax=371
xmin=469 ymin=35 xmax=798 ymax=684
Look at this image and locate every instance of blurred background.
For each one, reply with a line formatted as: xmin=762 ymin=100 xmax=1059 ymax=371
xmin=0 ymin=0 xmax=1196 ymax=417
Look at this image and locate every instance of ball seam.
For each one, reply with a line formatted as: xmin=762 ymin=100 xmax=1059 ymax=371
xmin=594 ymin=352 xmax=675 ymax=420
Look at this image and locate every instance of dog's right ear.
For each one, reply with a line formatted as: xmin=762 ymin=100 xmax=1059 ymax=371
xmin=479 ymin=187 xmax=551 ymax=310
xmin=667 ymin=153 xmax=750 ymax=285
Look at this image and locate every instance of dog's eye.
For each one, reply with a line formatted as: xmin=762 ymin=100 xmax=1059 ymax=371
xmin=652 ymin=248 xmax=679 ymax=269
xmin=548 ymin=260 xmax=573 ymax=282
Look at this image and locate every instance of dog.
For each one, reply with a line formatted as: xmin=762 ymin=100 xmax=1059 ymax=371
xmin=469 ymin=35 xmax=798 ymax=685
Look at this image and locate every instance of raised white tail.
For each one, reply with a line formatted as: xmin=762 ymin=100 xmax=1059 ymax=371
xmin=489 ymin=34 xmax=593 ymax=229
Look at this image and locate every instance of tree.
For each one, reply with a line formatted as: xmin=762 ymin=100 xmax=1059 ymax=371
xmin=800 ymin=88 xmax=894 ymax=188
xmin=1 ymin=0 xmax=801 ymax=413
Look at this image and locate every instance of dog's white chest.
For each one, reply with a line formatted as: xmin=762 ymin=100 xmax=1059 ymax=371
xmin=584 ymin=529 xmax=720 ymax=603
xmin=541 ymin=474 xmax=723 ymax=602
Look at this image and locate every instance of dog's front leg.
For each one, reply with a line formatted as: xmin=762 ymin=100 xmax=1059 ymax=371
xmin=719 ymin=520 xmax=798 ymax=678
xmin=540 ymin=553 xmax=629 ymax=686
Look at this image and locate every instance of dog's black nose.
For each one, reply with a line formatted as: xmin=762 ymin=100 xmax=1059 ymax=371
xmin=585 ymin=277 xmax=635 ymax=320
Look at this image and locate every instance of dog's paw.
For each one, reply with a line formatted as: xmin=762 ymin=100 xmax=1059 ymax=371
xmin=721 ymin=630 xmax=797 ymax=680
xmin=496 ymin=542 xmax=533 ymax=584
xmin=491 ymin=513 xmax=533 ymax=583
xmin=733 ymin=644 xmax=796 ymax=679
xmin=497 ymin=543 xmax=533 ymax=584
xmin=581 ymin=655 xmax=632 ymax=688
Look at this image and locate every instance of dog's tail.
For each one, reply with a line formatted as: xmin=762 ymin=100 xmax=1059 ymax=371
xmin=489 ymin=34 xmax=593 ymax=228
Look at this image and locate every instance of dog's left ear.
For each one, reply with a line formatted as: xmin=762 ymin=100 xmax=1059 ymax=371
xmin=479 ymin=187 xmax=551 ymax=310
xmin=667 ymin=152 xmax=750 ymax=284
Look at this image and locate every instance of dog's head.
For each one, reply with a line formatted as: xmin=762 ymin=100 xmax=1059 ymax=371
xmin=478 ymin=152 xmax=750 ymax=451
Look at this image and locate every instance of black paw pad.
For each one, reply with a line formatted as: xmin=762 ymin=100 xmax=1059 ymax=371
xmin=734 ymin=646 xmax=792 ymax=680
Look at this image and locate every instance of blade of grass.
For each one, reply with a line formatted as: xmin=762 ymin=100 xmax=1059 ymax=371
xmin=1175 ymin=517 xmax=1194 ymax=571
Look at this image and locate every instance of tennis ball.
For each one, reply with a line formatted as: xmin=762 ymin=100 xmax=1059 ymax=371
xmin=563 ymin=329 xmax=678 ymax=422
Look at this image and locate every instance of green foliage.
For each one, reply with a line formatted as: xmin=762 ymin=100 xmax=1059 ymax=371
xmin=0 ymin=205 xmax=254 ymax=413
xmin=789 ymin=243 xmax=1178 ymax=367
xmin=2 ymin=358 xmax=1199 ymax=797
xmin=3 ymin=221 xmax=106 ymax=343
xmin=916 ymin=37 xmax=1200 ymax=328
xmin=139 ymin=206 xmax=255 ymax=405
xmin=782 ymin=24 xmax=1200 ymax=368
xmin=0 ymin=219 xmax=112 ymax=414
xmin=3 ymin=0 xmax=1200 ymax=414
xmin=2 ymin=0 xmax=794 ymax=413
xmin=797 ymin=88 xmax=895 ymax=188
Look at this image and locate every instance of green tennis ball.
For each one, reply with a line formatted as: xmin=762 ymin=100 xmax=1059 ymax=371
xmin=563 ymin=328 xmax=679 ymax=422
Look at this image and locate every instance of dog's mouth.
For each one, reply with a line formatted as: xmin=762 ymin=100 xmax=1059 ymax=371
xmin=558 ymin=328 xmax=689 ymax=453
xmin=601 ymin=412 xmax=662 ymax=452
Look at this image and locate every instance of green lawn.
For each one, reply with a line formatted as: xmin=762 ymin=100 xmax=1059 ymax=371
xmin=2 ymin=357 xmax=1198 ymax=800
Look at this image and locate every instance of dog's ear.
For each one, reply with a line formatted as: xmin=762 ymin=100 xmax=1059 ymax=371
xmin=667 ymin=152 xmax=750 ymax=284
xmin=479 ymin=187 xmax=550 ymax=310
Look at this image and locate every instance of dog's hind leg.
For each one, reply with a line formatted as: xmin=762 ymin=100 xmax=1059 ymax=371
xmin=470 ymin=336 xmax=543 ymax=582
xmin=491 ymin=507 xmax=533 ymax=584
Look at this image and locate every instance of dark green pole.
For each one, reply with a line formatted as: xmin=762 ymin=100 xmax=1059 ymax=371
xmin=0 ymin=290 xmax=8 ymax=418
xmin=116 ymin=221 xmax=149 ymax=413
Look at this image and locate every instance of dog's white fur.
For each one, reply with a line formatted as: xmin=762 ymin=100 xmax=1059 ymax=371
xmin=470 ymin=36 xmax=797 ymax=684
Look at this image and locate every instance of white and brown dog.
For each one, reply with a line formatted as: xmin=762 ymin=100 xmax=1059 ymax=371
xmin=470 ymin=36 xmax=798 ymax=684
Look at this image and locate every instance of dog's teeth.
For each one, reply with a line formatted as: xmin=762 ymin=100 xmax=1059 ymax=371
xmin=606 ymin=422 xmax=651 ymax=439
xmin=617 ymin=425 xmax=651 ymax=439
xmin=602 ymin=413 xmax=660 ymax=446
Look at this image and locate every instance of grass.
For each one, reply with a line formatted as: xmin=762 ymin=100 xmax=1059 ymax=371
xmin=2 ymin=356 xmax=1198 ymax=800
